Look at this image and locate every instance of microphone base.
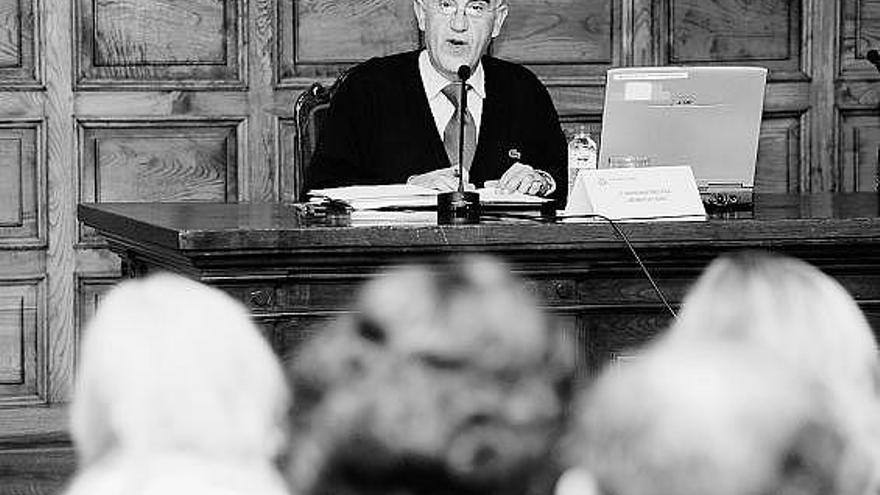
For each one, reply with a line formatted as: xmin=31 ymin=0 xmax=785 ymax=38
xmin=437 ymin=191 xmax=480 ymax=225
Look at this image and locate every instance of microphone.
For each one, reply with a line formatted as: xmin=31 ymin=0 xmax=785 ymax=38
xmin=868 ymin=50 xmax=880 ymax=73
xmin=437 ymin=65 xmax=480 ymax=225
xmin=455 ymin=65 xmax=471 ymax=193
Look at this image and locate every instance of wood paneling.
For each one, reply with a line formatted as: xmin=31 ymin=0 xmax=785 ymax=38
xmin=75 ymin=277 xmax=117 ymax=362
xmin=755 ymin=115 xmax=803 ymax=192
xmin=839 ymin=112 xmax=880 ymax=191
xmin=0 ymin=122 xmax=43 ymax=245
xmin=79 ymin=122 xmax=240 ymax=204
xmin=75 ymin=0 xmax=244 ymax=89
xmin=665 ymin=0 xmax=803 ymax=78
xmin=493 ymin=0 xmax=618 ymax=80
xmin=0 ymin=279 xmax=43 ymax=404
xmin=0 ymin=0 xmax=39 ymax=87
xmin=841 ymin=0 xmax=880 ymax=78
xmin=278 ymin=117 xmax=297 ymax=202
xmin=46 ymin=0 xmax=77 ymax=404
xmin=77 ymin=121 xmax=241 ymax=244
xmin=278 ymin=0 xmax=419 ymax=83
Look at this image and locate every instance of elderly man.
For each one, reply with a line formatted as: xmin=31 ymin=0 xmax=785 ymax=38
xmin=306 ymin=0 xmax=567 ymax=201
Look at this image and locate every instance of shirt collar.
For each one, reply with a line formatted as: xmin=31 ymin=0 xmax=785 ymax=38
xmin=418 ymin=50 xmax=486 ymax=100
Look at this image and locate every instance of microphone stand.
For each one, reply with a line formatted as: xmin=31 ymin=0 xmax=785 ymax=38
xmin=438 ymin=65 xmax=481 ymax=225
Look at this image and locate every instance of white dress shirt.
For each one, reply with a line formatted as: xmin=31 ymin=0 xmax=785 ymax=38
xmin=416 ymin=50 xmax=555 ymax=194
xmin=418 ymin=50 xmax=485 ymax=141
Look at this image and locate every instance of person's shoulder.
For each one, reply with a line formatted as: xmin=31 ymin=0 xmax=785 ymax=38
xmin=342 ymin=50 xmax=420 ymax=86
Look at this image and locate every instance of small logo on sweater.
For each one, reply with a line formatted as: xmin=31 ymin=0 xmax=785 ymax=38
xmin=508 ymin=148 xmax=521 ymax=161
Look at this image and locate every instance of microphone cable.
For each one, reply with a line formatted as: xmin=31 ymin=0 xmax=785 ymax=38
xmin=481 ymin=210 xmax=679 ymax=320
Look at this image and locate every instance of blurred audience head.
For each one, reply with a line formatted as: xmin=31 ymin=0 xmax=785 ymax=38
xmin=288 ymin=255 xmax=574 ymax=495
xmin=68 ymin=273 xmax=289 ymax=494
xmin=668 ymin=251 xmax=880 ymax=431
xmin=558 ymin=341 xmax=875 ymax=495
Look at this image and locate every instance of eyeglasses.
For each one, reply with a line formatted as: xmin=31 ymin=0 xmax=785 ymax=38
xmin=429 ymin=0 xmax=497 ymax=19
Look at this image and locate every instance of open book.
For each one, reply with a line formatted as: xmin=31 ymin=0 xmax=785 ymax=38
xmin=308 ymin=184 xmax=551 ymax=210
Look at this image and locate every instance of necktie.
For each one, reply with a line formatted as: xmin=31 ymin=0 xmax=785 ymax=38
xmin=441 ymin=83 xmax=476 ymax=172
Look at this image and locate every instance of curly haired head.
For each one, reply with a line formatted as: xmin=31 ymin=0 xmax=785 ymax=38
xmin=288 ymin=255 xmax=574 ymax=495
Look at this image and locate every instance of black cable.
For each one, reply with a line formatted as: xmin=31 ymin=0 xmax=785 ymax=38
xmin=485 ymin=211 xmax=679 ymax=320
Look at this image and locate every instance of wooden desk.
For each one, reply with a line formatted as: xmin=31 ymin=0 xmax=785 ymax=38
xmin=78 ymin=194 xmax=880 ymax=374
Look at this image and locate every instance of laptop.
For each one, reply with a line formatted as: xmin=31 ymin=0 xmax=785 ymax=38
xmin=597 ymin=66 xmax=768 ymax=206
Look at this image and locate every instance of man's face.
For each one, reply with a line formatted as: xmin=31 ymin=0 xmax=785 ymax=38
xmin=414 ymin=0 xmax=509 ymax=81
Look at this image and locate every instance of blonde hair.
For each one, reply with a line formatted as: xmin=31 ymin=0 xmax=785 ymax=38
xmin=564 ymin=341 xmax=873 ymax=495
xmin=71 ymin=273 xmax=289 ymax=466
xmin=671 ymin=251 xmax=878 ymax=400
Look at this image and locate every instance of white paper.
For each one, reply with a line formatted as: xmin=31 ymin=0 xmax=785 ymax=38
xmin=308 ymin=184 xmax=551 ymax=210
xmin=308 ymin=184 xmax=437 ymax=201
xmin=564 ymin=166 xmax=706 ymax=221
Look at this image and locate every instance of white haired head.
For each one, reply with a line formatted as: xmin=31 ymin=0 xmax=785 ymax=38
xmin=71 ymin=273 xmax=289 ymax=466
xmin=559 ymin=341 xmax=874 ymax=495
xmin=670 ymin=251 xmax=879 ymax=411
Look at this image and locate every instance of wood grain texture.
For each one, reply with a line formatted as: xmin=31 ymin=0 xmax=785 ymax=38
xmin=0 ymin=123 xmax=41 ymax=245
xmin=76 ymin=0 xmax=243 ymax=88
xmin=839 ymin=112 xmax=880 ymax=191
xmin=668 ymin=0 xmax=800 ymax=74
xmin=811 ymin=0 xmax=838 ymax=190
xmin=0 ymin=295 xmax=25 ymax=384
xmin=77 ymin=194 xmax=880 ymax=252
xmin=278 ymin=0 xmax=419 ymax=81
xmin=79 ymin=123 xmax=239 ymax=204
xmin=248 ymin=0 xmax=275 ymax=201
xmin=0 ymin=279 xmax=42 ymax=404
xmin=0 ymin=446 xmax=76 ymax=495
xmin=0 ymin=136 xmax=23 ymax=225
xmin=0 ymin=406 xmax=74 ymax=492
xmin=75 ymin=277 xmax=116 ymax=364
xmin=46 ymin=0 xmax=76 ymax=402
xmin=493 ymin=0 xmax=615 ymax=70
xmin=755 ymin=115 xmax=803 ymax=192
xmin=841 ymin=0 xmax=880 ymax=77
xmin=94 ymin=0 xmax=226 ymax=65
xmin=0 ymin=0 xmax=39 ymax=87
xmin=0 ymin=0 xmax=22 ymax=68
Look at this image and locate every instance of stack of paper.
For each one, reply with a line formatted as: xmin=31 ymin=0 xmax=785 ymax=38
xmin=308 ymin=184 xmax=551 ymax=210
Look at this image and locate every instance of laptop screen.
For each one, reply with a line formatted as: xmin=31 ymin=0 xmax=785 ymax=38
xmin=597 ymin=66 xmax=767 ymax=189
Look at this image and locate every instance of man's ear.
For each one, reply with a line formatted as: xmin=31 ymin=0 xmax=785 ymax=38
xmin=413 ymin=0 xmax=427 ymax=32
xmin=555 ymin=467 xmax=601 ymax=495
xmin=491 ymin=2 xmax=509 ymax=38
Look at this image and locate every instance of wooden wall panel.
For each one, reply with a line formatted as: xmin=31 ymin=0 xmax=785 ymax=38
xmin=79 ymin=122 xmax=239 ymax=204
xmin=75 ymin=277 xmax=116 ymax=364
xmin=75 ymin=0 xmax=244 ymax=88
xmin=665 ymin=0 xmax=802 ymax=78
xmin=755 ymin=115 xmax=803 ymax=192
xmin=839 ymin=112 xmax=880 ymax=191
xmin=278 ymin=0 xmax=419 ymax=83
xmin=493 ymin=0 xmax=618 ymax=80
xmin=841 ymin=0 xmax=880 ymax=78
xmin=0 ymin=122 xmax=42 ymax=245
xmin=0 ymin=279 xmax=43 ymax=404
xmin=77 ymin=121 xmax=241 ymax=244
xmin=0 ymin=0 xmax=38 ymax=87
xmin=0 ymin=0 xmax=22 ymax=68
xmin=278 ymin=117 xmax=297 ymax=202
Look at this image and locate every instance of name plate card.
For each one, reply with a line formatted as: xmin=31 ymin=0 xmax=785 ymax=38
xmin=564 ymin=166 xmax=706 ymax=221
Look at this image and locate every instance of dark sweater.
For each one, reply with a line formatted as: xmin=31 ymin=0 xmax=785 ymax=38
xmin=306 ymin=50 xmax=568 ymax=202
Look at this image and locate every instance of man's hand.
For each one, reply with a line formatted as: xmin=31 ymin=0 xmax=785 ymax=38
xmin=407 ymin=167 xmax=470 ymax=192
xmin=492 ymin=162 xmax=552 ymax=196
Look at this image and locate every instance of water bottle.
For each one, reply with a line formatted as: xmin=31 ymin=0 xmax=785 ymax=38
xmin=567 ymin=125 xmax=598 ymax=198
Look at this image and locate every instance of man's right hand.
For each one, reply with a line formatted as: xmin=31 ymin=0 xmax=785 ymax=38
xmin=406 ymin=167 xmax=468 ymax=192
